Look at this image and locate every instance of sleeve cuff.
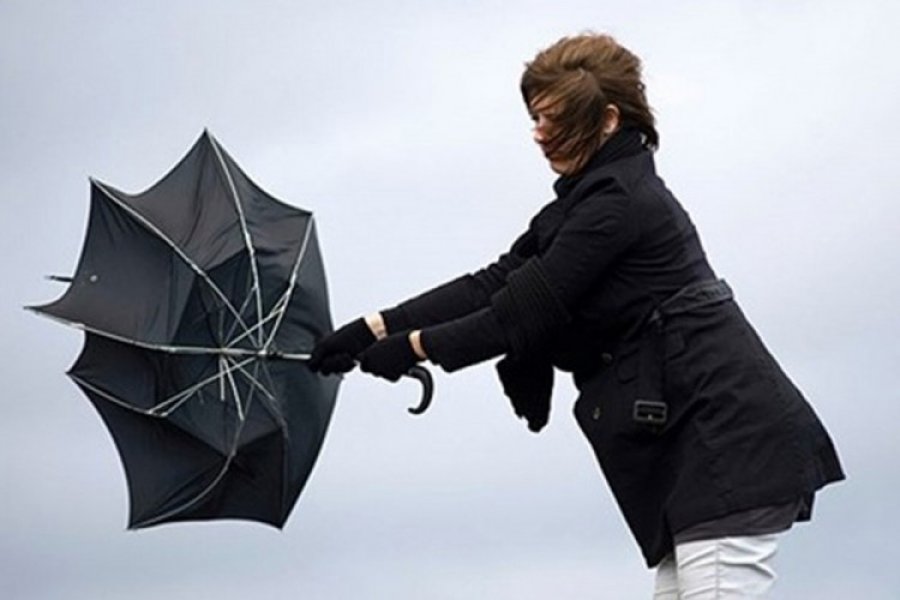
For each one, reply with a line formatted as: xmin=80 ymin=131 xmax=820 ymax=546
xmin=420 ymin=308 xmax=507 ymax=372
xmin=381 ymin=306 xmax=413 ymax=335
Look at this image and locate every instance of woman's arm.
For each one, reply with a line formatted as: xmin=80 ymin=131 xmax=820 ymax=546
xmin=378 ymin=229 xmax=536 ymax=334
xmin=309 ymin=231 xmax=536 ymax=375
xmin=416 ymin=187 xmax=639 ymax=372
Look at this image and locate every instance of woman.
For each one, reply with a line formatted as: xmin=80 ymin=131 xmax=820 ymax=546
xmin=309 ymin=33 xmax=844 ymax=598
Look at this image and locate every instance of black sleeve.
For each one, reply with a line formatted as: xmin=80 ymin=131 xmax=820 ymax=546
xmin=420 ymin=306 xmax=508 ymax=372
xmin=421 ymin=258 xmax=568 ymax=371
xmin=421 ymin=187 xmax=639 ymax=372
xmin=380 ymin=230 xmax=536 ymax=333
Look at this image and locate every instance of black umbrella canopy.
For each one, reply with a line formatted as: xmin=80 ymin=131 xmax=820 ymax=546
xmin=30 ymin=131 xmax=339 ymax=529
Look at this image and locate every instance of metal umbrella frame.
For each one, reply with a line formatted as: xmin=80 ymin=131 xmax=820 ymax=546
xmin=28 ymin=131 xmax=429 ymax=528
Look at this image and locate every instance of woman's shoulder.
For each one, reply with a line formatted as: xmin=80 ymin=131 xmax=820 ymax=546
xmin=569 ymin=150 xmax=654 ymax=201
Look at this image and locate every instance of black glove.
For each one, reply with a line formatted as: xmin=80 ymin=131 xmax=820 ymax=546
xmin=496 ymin=356 xmax=553 ymax=432
xmin=309 ymin=318 xmax=377 ymax=375
xmin=358 ymin=333 xmax=420 ymax=382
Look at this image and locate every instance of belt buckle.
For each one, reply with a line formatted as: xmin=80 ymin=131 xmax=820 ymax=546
xmin=633 ymin=399 xmax=667 ymax=426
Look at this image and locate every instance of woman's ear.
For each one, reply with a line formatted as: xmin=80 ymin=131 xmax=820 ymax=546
xmin=602 ymin=104 xmax=621 ymax=135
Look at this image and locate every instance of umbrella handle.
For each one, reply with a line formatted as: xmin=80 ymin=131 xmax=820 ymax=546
xmin=405 ymin=365 xmax=434 ymax=415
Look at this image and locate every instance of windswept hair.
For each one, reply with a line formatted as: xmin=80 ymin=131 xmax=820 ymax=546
xmin=521 ymin=33 xmax=658 ymax=164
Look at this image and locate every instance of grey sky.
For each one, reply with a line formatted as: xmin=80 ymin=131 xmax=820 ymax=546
xmin=2 ymin=1 xmax=899 ymax=598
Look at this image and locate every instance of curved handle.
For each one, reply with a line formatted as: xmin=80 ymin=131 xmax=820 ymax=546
xmin=404 ymin=365 xmax=434 ymax=415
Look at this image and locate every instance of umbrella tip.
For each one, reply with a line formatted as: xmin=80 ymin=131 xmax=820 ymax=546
xmin=201 ymin=128 xmax=221 ymax=149
xmin=88 ymin=176 xmax=109 ymax=190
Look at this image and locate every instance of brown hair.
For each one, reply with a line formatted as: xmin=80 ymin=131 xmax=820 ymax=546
xmin=520 ymin=33 xmax=658 ymax=164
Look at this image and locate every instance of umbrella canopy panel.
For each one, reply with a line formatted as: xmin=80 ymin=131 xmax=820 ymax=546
xmin=31 ymin=131 xmax=339 ymax=528
xmin=38 ymin=132 xmax=332 ymax=353
xmin=71 ymin=333 xmax=338 ymax=528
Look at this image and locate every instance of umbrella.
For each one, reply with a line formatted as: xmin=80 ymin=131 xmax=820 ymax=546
xmin=29 ymin=130 xmax=430 ymax=529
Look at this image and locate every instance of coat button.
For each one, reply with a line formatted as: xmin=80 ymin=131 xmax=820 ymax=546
xmin=592 ymin=406 xmax=601 ymax=420
xmin=600 ymin=352 xmax=613 ymax=365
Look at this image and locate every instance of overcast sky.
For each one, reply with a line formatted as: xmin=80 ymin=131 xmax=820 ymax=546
xmin=2 ymin=1 xmax=899 ymax=598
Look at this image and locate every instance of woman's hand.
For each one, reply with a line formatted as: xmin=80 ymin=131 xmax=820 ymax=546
xmin=358 ymin=331 xmax=424 ymax=382
xmin=496 ymin=356 xmax=552 ymax=432
xmin=308 ymin=317 xmax=380 ymax=375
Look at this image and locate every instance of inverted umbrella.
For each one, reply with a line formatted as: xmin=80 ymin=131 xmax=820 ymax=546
xmin=29 ymin=131 xmax=430 ymax=529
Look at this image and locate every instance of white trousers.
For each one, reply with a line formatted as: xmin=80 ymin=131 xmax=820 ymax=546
xmin=653 ymin=534 xmax=778 ymax=599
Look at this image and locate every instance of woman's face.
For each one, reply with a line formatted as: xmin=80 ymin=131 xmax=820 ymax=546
xmin=528 ymin=95 xmax=622 ymax=176
xmin=528 ymin=95 xmax=581 ymax=175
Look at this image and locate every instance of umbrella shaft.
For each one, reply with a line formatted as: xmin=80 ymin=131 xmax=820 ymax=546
xmin=164 ymin=346 xmax=310 ymax=361
xmin=219 ymin=348 xmax=309 ymax=361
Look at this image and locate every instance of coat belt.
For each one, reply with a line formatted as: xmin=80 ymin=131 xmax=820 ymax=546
xmin=647 ymin=279 xmax=733 ymax=328
xmin=633 ymin=279 xmax=733 ymax=428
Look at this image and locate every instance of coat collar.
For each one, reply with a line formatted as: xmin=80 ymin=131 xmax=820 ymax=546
xmin=552 ymin=126 xmax=647 ymax=199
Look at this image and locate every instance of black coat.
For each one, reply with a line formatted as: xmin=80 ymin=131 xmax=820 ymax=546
xmin=383 ymin=128 xmax=844 ymax=567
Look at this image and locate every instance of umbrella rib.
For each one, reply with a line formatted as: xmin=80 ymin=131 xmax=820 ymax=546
xmin=230 ymin=358 xmax=277 ymax=402
xmin=69 ymin=372 xmax=157 ymax=416
xmin=91 ymin=179 xmax=255 ymax=343
xmin=222 ymin=356 xmax=247 ymax=422
xmin=27 ymin=310 xmax=311 ymax=359
xmin=224 ymin=282 xmax=259 ymax=345
xmin=207 ymin=134 xmax=265 ymax=347
xmin=232 ymin=360 xmax=289 ymax=435
xmin=225 ymin=301 xmax=286 ymax=350
xmin=131 ymin=413 xmax=250 ymax=529
xmin=262 ymin=218 xmax=315 ymax=351
xmin=73 ymin=364 xmax=256 ymax=530
xmin=218 ymin=355 xmax=227 ymax=405
xmin=221 ymin=218 xmax=312 ymax=352
xmin=67 ymin=357 xmax=254 ymax=418
xmin=153 ymin=357 xmax=256 ymax=417
xmin=125 ymin=364 xmax=256 ymax=529
xmin=225 ymin=305 xmax=270 ymax=349
xmin=69 ymin=371 xmax=250 ymax=462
